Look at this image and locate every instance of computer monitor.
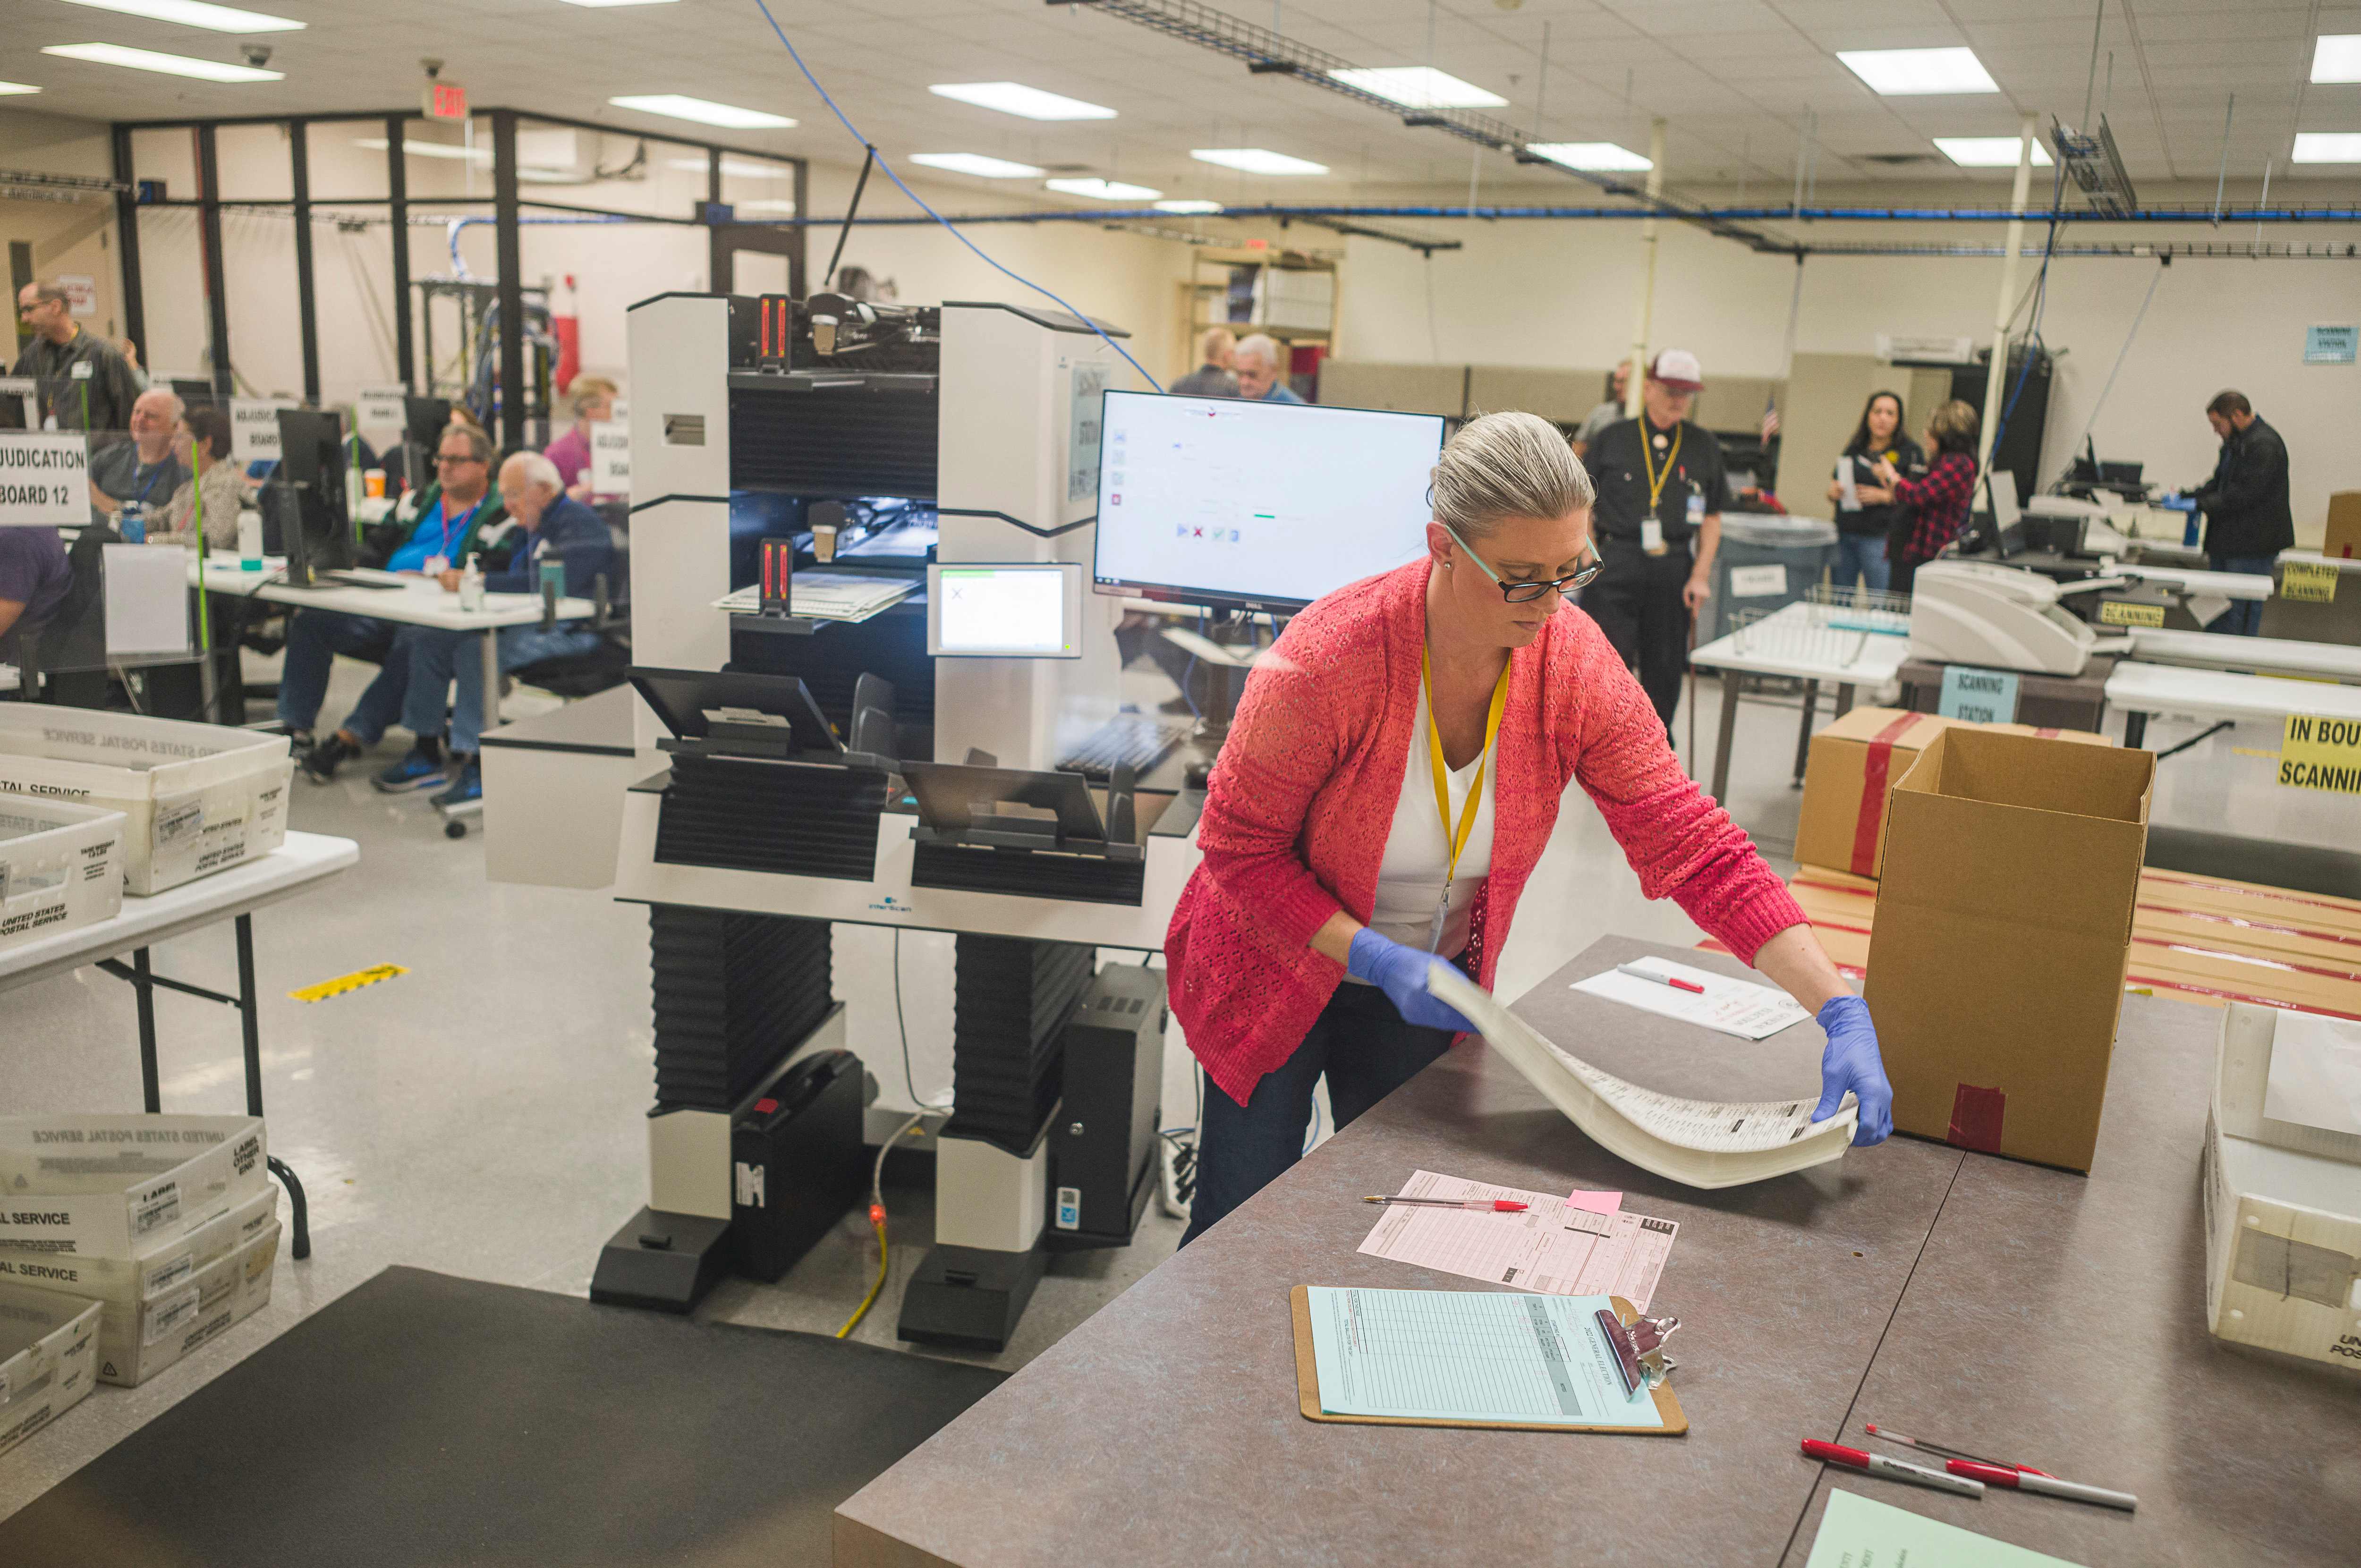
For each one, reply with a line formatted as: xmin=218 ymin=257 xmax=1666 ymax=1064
xmin=273 ymin=407 xmax=356 ymax=587
xmin=1092 ymin=390 xmax=1446 ymax=613
xmin=926 ymin=562 xmax=1082 ymax=659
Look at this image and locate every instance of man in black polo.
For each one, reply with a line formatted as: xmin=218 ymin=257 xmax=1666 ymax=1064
xmin=13 ymin=280 xmax=144 ymax=434
xmin=2187 ymin=390 xmax=2291 ymax=636
xmin=1580 ymin=348 xmax=1727 ymax=729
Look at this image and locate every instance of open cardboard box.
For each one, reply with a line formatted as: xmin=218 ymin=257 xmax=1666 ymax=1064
xmin=1863 ymin=728 xmax=2155 ymax=1172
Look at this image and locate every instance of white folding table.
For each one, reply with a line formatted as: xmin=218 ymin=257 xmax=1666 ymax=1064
xmin=0 ymin=831 xmax=360 ymax=1259
xmin=2105 ymin=659 xmax=2361 ymax=747
xmin=1685 ymin=602 xmax=1913 ymax=801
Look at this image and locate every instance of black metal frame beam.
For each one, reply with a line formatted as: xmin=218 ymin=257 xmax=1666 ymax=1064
xmin=195 ymin=125 xmax=232 ymax=397
xmin=109 ymin=123 xmax=146 ymax=362
xmin=491 ymin=108 xmax=527 ymax=454
xmin=388 ymin=113 xmax=411 ymax=391
xmin=289 ymin=117 xmax=319 ymax=403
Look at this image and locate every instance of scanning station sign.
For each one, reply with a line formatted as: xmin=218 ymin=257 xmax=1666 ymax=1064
xmin=2279 ymin=713 xmax=2361 ymax=795
xmin=0 ymin=432 xmax=89 ymax=526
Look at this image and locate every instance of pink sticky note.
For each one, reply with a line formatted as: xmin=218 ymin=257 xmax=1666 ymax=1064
xmin=1565 ymin=1189 xmax=1623 ymax=1215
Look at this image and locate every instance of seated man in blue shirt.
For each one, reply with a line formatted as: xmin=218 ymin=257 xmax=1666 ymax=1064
xmin=282 ymin=424 xmax=502 ymax=782
xmin=1231 ymin=333 xmax=1305 ymax=405
xmin=368 ymin=449 xmax=613 ymax=807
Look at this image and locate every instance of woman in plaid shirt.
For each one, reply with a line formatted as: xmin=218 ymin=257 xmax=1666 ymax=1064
xmin=1868 ymin=399 xmax=1979 ymax=596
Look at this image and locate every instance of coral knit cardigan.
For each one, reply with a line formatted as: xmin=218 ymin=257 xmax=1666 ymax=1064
xmin=1166 ymin=559 xmax=1808 ymax=1108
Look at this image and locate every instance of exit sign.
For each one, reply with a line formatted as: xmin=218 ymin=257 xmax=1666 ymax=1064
xmin=423 ymin=81 xmax=468 ymax=121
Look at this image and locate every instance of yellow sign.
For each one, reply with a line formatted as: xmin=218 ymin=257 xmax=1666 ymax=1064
xmin=2277 ymin=713 xmax=2361 ymax=795
xmin=289 ymin=963 xmax=408 ymax=1003
xmin=2281 ymin=560 xmax=2340 ymax=603
xmin=2098 ymin=599 xmax=2166 ymax=628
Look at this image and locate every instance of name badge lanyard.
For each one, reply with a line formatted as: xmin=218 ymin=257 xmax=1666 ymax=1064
xmin=440 ymin=496 xmax=483 ymax=561
xmin=1419 ymin=648 xmax=1511 ymax=955
xmin=1640 ymin=423 xmax=1684 ymax=524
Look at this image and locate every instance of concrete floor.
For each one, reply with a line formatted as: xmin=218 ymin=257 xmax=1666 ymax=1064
xmin=0 ymin=648 xmax=1833 ymax=1522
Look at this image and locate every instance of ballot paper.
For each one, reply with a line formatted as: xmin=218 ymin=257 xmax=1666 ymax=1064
xmin=1804 ymin=1491 xmax=2088 ymax=1568
xmin=1427 ymin=963 xmax=1855 ymax=1189
xmin=2264 ymin=1012 xmax=2361 ymax=1138
xmin=1571 ymin=956 xmax=1812 ymax=1042
xmin=1359 ymin=1170 xmax=1676 ymax=1310
xmin=713 ymin=571 xmax=915 ymax=623
xmin=1304 ymin=1285 xmax=1665 ymax=1429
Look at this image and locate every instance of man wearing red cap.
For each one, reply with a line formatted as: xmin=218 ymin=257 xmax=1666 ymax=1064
xmin=1578 ymin=348 xmax=1727 ymax=731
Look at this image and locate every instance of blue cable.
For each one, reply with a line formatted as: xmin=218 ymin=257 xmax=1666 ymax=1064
xmin=748 ymin=0 xmax=1164 ymax=394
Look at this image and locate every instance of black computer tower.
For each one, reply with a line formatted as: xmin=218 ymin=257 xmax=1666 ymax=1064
xmin=730 ymin=1049 xmax=866 ymax=1282
xmin=1046 ymin=965 xmax=1166 ymax=1250
xmin=1949 ymin=348 xmax=2050 ymax=519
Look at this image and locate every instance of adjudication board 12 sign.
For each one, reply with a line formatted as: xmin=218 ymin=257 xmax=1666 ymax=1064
xmin=0 ymin=433 xmax=90 ymax=527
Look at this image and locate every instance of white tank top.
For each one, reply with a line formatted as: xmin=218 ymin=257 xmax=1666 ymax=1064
xmin=1364 ymin=682 xmax=1495 ymax=961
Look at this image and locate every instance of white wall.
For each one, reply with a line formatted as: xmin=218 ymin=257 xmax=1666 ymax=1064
xmin=0 ymin=110 xmax=130 ymax=356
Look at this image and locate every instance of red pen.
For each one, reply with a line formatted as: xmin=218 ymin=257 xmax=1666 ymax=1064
xmin=1360 ymin=1196 xmax=1529 ymax=1212
xmin=1946 ymin=1460 xmax=2137 ymax=1512
xmin=1617 ymin=963 xmax=1706 ymax=994
xmin=1801 ymin=1439 xmax=1985 ymax=1498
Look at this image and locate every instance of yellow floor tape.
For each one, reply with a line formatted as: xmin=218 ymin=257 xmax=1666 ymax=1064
xmin=289 ymin=964 xmax=408 ymax=1003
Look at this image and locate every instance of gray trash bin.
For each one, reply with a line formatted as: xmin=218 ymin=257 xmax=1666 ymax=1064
xmin=1705 ymin=515 xmax=1839 ymax=644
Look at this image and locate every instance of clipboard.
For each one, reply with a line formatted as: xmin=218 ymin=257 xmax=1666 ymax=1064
xmin=1290 ymin=1284 xmax=1688 ymax=1436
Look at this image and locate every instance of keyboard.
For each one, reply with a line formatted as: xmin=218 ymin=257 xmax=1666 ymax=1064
xmin=1056 ymin=716 xmax=1189 ymax=781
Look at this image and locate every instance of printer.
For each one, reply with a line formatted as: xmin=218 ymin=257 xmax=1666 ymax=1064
xmin=1906 ymin=560 xmax=2130 ymax=677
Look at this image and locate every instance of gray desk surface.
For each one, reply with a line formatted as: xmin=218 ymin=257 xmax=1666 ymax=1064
xmin=840 ymin=934 xmax=2361 ymax=1566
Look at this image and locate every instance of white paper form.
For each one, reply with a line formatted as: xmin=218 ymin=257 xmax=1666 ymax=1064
xmin=1358 ymin=1170 xmax=1677 ymax=1310
xmin=1304 ymin=1285 xmax=1665 ymax=1428
xmin=2265 ymin=1013 xmax=2361 ymax=1137
xmin=1571 ymin=956 xmax=1811 ymax=1042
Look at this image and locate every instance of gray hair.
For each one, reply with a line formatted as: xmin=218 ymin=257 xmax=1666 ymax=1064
xmin=502 ymin=450 xmax=563 ymax=494
xmin=1431 ymin=411 xmax=1595 ymax=539
xmin=1233 ymin=332 xmax=1281 ymax=369
xmin=439 ymin=422 xmax=493 ymax=464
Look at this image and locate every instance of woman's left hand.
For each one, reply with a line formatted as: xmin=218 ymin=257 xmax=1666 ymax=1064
xmin=1811 ymin=995 xmax=1893 ymax=1146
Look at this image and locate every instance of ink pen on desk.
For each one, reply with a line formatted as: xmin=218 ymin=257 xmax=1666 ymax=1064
xmin=1361 ymin=1196 xmax=1529 ymax=1212
xmin=1800 ymin=1440 xmax=1986 ymax=1499
xmin=1866 ymin=1426 xmax=2136 ymax=1512
xmin=1616 ymin=963 xmax=1706 ymax=994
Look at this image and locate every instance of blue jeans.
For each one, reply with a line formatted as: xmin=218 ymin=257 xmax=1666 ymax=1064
xmin=2206 ymin=553 xmax=2276 ymax=636
xmin=275 ymin=610 xmax=397 ymax=731
xmin=1833 ymin=532 xmax=1891 ymax=593
xmin=401 ymin=623 xmax=603 ymax=754
xmin=1180 ymin=980 xmax=1456 ymax=1247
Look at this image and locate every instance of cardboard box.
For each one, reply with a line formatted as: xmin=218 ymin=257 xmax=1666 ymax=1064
xmin=0 ymin=707 xmax=292 ymax=895
xmin=0 ymin=1115 xmax=269 ymax=1257
xmin=1863 ymin=728 xmax=2155 ymax=1171
xmin=2326 ymin=492 xmax=2361 ymax=560
xmin=87 ymin=1220 xmax=279 ymax=1386
xmin=0 ymin=1282 xmax=100 ymax=1458
xmin=1795 ymin=709 xmax=2113 ymax=881
xmin=0 ymin=794 xmax=125 ymax=952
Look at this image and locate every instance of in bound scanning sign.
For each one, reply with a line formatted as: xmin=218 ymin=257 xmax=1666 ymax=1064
xmin=2279 ymin=714 xmax=2361 ymax=795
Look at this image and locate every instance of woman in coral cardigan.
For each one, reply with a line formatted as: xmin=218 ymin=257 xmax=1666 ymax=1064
xmin=1166 ymin=412 xmax=1892 ymax=1243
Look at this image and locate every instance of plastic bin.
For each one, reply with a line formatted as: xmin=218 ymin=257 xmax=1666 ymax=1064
xmin=0 ymin=794 xmax=125 ymax=952
xmin=0 ymin=1283 xmax=100 ymax=1457
xmin=0 ymin=1114 xmax=270 ymax=1257
xmin=0 ymin=707 xmax=292 ymax=895
xmin=1705 ymin=515 xmax=1839 ymax=644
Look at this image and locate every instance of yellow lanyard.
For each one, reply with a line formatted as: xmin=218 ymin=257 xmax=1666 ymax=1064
xmin=1419 ymin=647 xmax=1511 ymax=954
xmin=1639 ymin=421 xmax=1684 ymax=511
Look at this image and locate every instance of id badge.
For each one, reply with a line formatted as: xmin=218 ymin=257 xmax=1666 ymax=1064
xmin=1640 ymin=517 xmax=1665 ymax=555
xmin=1426 ymin=881 xmax=1452 ymax=955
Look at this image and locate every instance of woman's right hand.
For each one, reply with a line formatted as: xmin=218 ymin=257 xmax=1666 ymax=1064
xmin=1347 ymin=928 xmax=1478 ymax=1033
xmin=1825 ymin=480 xmax=1844 ymax=503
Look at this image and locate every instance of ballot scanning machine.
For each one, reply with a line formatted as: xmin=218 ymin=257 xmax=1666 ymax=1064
xmin=595 ymin=289 xmax=1197 ymax=1348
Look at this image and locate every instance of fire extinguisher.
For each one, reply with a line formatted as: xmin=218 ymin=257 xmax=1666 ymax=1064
xmin=552 ymin=272 xmax=581 ymax=396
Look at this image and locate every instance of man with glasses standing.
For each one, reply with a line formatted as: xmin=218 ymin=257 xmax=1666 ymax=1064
xmin=1580 ymin=349 xmax=1728 ymax=730
xmin=278 ymin=424 xmax=505 ymax=780
xmin=13 ymin=280 xmax=143 ymax=434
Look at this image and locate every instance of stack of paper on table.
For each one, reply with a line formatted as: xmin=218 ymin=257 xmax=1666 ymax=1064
xmin=713 ymin=571 xmax=915 ymax=622
xmin=1427 ymin=964 xmax=1855 ymax=1189
xmin=1358 ymin=1170 xmax=1676 ymax=1309
xmin=1572 ymin=956 xmax=1810 ymax=1041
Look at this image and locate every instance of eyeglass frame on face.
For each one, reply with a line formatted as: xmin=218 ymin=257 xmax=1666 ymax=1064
xmin=1440 ymin=521 xmax=1603 ymax=602
xmin=435 ymin=451 xmax=485 ymax=466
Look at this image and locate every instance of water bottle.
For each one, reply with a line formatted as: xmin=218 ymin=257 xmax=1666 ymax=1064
xmin=119 ymin=500 xmax=145 ymax=544
xmin=458 ymin=559 xmax=486 ymax=612
xmin=238 ymin=505 xmax=263 ymax=570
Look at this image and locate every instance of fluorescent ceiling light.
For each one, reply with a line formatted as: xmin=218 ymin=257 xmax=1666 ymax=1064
xmin=1326 ymin=66 xmax=1505 ymax=109
xmin=41 ymin=42 xmax=280 ymax=81
xmin=1045 ymin=177 xmax=1160 ymax=201
xmin=1837 ymin=47 xmax=1999 ymax=96
xmin=354 ymin=136 xmax=490 ymax=165
xmin=928 ymin=82 xmax=1115 ymax=121
xmin=0 ymin=82 xmax=41 ymax=96
xmin=1524 ymin=142 xmax=1652 ymax=172
xmin=608 ymin=94 xmax=794 ymax=130
xmin=1154 ymin=198 xmax=1223 ymax=214
xmin=1191 ymin=147 xmax=1328 ymax=176
xmin=59 ymin=0 xmax=302 ymax=30
xmin=2313 ymin=35 xmax=2361 ymax=83
xmin=1934 ymin=136 xmax=2053 ymax=168
xmin=664 ymin=156 xmax=792 ymax=179
xmin=2293 ymin=132 xmax=2361 ymax=163
xmin=909 ymin=152 xmax=1045 ymax=178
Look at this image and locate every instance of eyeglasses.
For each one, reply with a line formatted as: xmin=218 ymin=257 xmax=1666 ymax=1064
xmin=1444 ymin=523 xmax=1603 ymax=602
xmin=435 ymin=453 xmax=485 ymax=466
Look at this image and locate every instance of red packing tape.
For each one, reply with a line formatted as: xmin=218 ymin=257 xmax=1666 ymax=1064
xmin=1948 ymin=1084 xmax=2005 ymax=1153
xmin=1850 ymin=714 xmax=1924 ymax=877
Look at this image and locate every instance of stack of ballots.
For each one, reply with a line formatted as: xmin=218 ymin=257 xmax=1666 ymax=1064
xmin=0 ymin=1114 xmax=281 ymax=1388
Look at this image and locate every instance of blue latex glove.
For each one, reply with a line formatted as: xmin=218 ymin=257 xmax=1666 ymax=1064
xmin=1347 ymin=927 xmax=1478 ymax=1034
xmin=1812 ymin=994 xmax=1893 ymax=1147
